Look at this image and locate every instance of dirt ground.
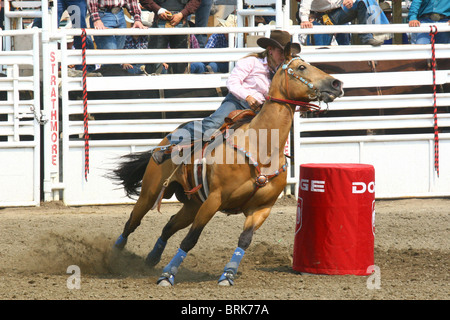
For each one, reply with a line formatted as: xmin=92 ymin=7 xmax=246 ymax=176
xmin=0 ymin=197 xmax=448 ymax=301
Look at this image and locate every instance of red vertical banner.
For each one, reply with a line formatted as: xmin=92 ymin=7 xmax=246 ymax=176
xmin=49 ymin=49 xmax=59 ymax=170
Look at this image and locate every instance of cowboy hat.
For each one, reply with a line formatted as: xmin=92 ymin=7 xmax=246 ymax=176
xmin=217 ymin=15 xmax=237 ymax=28
xmin=257 ymin=30 xmax=301 ymax=53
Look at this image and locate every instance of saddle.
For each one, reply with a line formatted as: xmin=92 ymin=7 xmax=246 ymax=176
xmin=219 ymin=109 xmax=256 ymax=132
xmin=155 ymin=109 xmax=258 ymax=211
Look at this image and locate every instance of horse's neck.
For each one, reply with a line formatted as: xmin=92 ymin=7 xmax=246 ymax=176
xmin=250 ymin=99 xmax=294 ymax=158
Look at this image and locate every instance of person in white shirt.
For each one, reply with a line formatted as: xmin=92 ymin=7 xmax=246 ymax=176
xmin=299 ymin=0 xmax=384 ymax=46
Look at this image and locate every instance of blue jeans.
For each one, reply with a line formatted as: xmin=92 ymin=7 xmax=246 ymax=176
xmin=167 ymin=93 xmax=251 ymax=145
xmin=190 ymin=61 xmax=228 ymax=73
xmin=414 ymin=18 xmax=450 ymax=44
xmin=194 ymin=0 xmax=213 ymax=48
xmin=91 ymin=10 xmax=127 ymax=49
xmin=328 ymin=1 xmax=374 ymax=43
xmin=125 ymin=64 xmax=145 ymax=74
xmin=306 ymin=21 xmax=351 ymax=45
xmin=33 ymin=0 xmax=94 ymax=50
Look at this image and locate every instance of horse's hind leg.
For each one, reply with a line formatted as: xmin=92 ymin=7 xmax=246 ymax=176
xmin=218 ymin=206 xmax=271 ymax=286
xmin=145 ymin=202 xmax=200 ymax=267
xmin=114 ymin=195 xmax=155 ymax=249
xmin=114 ymin=161 xmax=166 ymax=249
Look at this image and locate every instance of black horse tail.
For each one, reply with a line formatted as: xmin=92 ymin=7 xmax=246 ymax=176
xmin=110 ymin=150 xmax=153 ymax=198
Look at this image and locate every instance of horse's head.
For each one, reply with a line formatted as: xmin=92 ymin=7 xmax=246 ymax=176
xmin=271 ymin=43 xmax=344 ymax=104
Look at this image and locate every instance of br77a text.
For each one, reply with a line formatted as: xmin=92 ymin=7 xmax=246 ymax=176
xmin=226 ymin=304 xmax=269 ymax=315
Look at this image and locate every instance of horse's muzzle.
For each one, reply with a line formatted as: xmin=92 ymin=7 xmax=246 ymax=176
xmin=319 ymin=78 xmax=344 ymax=103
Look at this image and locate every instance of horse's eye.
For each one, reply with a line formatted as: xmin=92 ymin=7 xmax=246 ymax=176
xmin=298 ymin=65 xmax=306 ymax=71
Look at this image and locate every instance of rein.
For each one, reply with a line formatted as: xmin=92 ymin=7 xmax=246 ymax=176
xmin=265 ymin=95 xmax=321 ymax=112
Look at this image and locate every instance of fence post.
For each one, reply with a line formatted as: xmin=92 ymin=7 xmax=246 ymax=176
xmin=41 ymin=0 xmax=60 ymax=201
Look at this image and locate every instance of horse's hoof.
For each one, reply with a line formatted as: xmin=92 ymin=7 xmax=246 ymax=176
xmin=218 ymin=271 xmax=235 ymax=286
xmin=114 ymin=234 xmax=127 ymax=250
xmin=157 ymin=273 xmax=175 ymax=287
xmin=157 ymin=279 xmax=173 ymax=287
xmin=218 ymin=279 xmax=233 ymax=286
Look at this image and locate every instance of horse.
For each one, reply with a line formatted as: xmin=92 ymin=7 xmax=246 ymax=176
xmin=110 ymin=42 xmax=344 ymax=286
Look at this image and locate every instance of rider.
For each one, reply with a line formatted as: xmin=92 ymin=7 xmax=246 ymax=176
xmin=152 ymin=30 xmax=300 ymax=164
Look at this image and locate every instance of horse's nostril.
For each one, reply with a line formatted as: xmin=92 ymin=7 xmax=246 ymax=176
xmin=332 ymin=79 xmax=342 ymax=89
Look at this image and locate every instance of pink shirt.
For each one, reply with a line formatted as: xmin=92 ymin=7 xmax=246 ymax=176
xmin=226 ymin=56 xmax=271 ymax=105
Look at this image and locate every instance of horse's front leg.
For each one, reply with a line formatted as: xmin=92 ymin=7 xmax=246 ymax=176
xmin=157 ymin=193 xmax=221 ymax=286
xmin=218 ymin=206 xmax=271 ymax=286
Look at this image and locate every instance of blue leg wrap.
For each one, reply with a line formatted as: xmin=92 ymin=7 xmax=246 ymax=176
xmin=114 ymin=234 xmax=127 ymax=249
xmin=145 ymin=237 xmax=167 ymax=267
xmin=157 ymin=248 xmax=187 ymax=286
xmin=218 ymin=247 xmax=245 ymax=285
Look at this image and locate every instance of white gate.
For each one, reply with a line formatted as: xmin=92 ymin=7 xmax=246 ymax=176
xmin=0 ymin=29 xmax=41 ymax=206
xmin=54 ymin=24 xmax=450 ymax=205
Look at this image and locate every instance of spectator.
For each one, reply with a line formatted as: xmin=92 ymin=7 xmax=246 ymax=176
xmin=190 ymin=15 xmax=237 ymax=74
xmin=295 ymin=8 xmax=351 ymax=45
xmin=140 ymin=0 xmax=201 ymax=74
xmin=33 ymin=0 xmax=95 ymax=51
xmin=152 ymin=30 xmax=300 ymax=164
xmin=121 ymin=34 xmax=149 ymax=74
xmin=88 ymin=0 xmax=145 ymax=50
xmin=380 ymin=1 xmax=408 ymax=44
xmin=194 ymin=0 xmax=213 ymax=48
xmin=299 ymin=0 xmax=384 ymax=46
xmin=408 ymin=0 xmax=449 ymax=44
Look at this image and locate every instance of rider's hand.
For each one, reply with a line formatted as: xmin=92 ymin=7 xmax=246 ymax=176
xmin=245 ymin=96 xmax=261 ymax=110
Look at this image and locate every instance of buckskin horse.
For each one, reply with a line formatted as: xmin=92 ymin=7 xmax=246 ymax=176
xmin=111 ymin=42 xmax=343 ymax=286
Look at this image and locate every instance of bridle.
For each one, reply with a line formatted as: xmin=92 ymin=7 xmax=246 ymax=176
xmin=265 ymin=56 xmax=322 ymax=112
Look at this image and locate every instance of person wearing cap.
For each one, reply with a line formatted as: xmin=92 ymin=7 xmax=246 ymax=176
xmin=88 ymin=0 xmax=145 ymax=50
xmin=140 ymin=0 xmax=201 ymax=74
xmin=190 ymin=15 xmax=237 ymax=74
xmin=408 ymin=0 xmax=449 ymax=44
xmin=299 ymin=0 xmax=384 ymax=46
xmin=152 ymin=30 xmax=299 ymax=164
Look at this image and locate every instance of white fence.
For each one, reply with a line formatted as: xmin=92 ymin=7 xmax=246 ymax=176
xmin=0 ymin=29 xmax=41 ymax=206
xmin=1 ymin=22 xmax=450 ymax=206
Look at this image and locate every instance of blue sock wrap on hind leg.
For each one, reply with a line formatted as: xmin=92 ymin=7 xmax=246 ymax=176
xmin=114 ymin=234 xmax=127 ymax=249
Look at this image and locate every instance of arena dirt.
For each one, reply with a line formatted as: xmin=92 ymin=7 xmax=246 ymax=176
xmin=0 ymin=197 xmax=448 ymax=300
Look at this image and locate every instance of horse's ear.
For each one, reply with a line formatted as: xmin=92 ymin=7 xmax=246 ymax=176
xmin=284 ymin=42 xmax=301 ymax=59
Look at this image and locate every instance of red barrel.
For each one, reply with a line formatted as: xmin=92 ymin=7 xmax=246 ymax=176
xmin=293 ymin=163 xmax=375 ymax=275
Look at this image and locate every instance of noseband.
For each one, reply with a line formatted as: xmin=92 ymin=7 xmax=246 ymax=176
xmin=266 ymin=56 xmax=322 ymax=112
